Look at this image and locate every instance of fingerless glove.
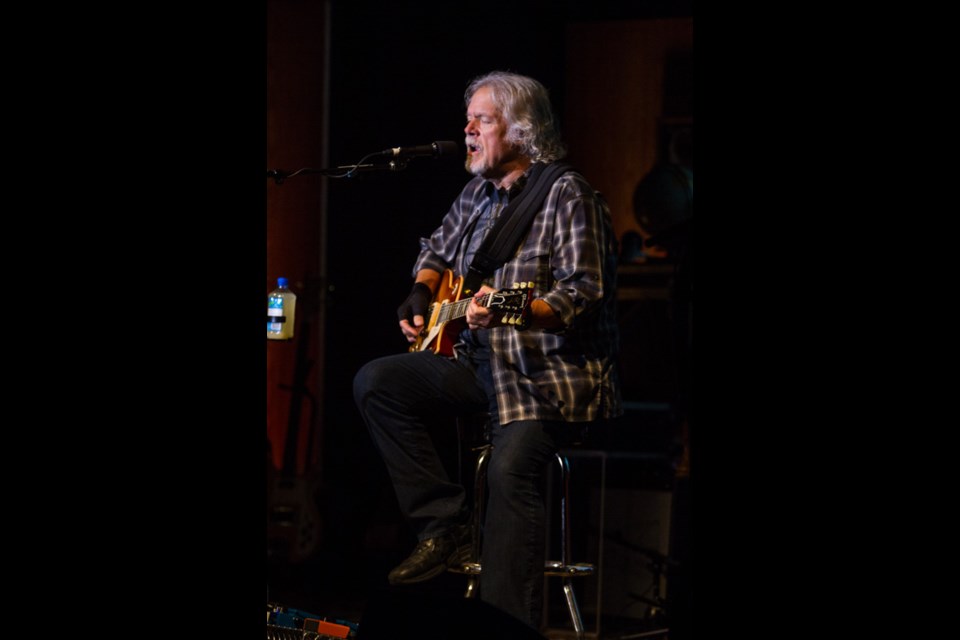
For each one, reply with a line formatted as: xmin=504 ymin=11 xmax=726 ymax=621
xmin=397 ymin=282 xmax=432 ymax=323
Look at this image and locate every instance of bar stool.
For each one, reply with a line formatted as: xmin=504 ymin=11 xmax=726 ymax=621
xmin=448 ymin=418 xmax=594 ymax=640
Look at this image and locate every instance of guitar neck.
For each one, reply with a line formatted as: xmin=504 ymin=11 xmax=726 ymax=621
xmin=434 ymin=291 xmax=495 ymax=324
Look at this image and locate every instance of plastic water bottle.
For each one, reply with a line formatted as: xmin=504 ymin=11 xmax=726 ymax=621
xmin=267 ymin=277 xmax=296 ymax=340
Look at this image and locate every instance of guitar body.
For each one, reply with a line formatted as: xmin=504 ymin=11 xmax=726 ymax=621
xmin=268 ymin=474 xmax=322 ymax=563
xmin=411 ymin=269 xmax=466 ymax=357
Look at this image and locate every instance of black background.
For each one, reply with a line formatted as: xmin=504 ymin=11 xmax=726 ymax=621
xmin=22 ymin=0 xmax=823 ymax=637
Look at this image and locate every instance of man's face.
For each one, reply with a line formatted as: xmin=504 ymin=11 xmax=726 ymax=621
xmin=464 ymin=86 xmax=523 ymax=180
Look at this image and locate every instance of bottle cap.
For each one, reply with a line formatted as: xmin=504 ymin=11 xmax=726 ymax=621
xmin=277 ymin=277 xmax=288 ymax=287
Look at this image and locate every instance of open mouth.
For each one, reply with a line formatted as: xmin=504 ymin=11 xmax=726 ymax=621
xmin=467 ymin=143 xmax=481 ymax=154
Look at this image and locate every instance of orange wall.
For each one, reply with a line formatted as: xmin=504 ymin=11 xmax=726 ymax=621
xmin=266 ymin=0 xmax=328 ymax=475
xmin=564 ymin=18 xmax=693 ymax=242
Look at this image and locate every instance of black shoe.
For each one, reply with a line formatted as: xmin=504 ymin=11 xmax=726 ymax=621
xmin=388 ymin=523 xmax=472 ymax=585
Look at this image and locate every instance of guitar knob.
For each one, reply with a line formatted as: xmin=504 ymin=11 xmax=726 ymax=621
xmin=527 ymin=282 xmax=534 ymax=288
xmin=512 ymin=282 xmax=520 ymax=288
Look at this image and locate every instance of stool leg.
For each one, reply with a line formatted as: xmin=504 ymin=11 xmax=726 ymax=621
xmin=562 ymin=579 xmax=586 ymax=640
xmin=557 ymin=453 xmax=571 ymax=567
xmin=557 ymin=453 xmax=586 ymax=640
xmin=464 ymin=576 xmax=478 ymax=599
xmin=464 ymin=445 xmax=491 ymax=599
xmin=463 ymin=575 xmax=480 ymax=598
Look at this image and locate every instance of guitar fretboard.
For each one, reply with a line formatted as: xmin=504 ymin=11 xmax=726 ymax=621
xmin=433 ymin=292 xmax=496 ymax=324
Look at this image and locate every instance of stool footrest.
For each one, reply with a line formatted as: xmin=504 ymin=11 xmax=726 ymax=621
xmin=447 ymin=562 xmax=483 ymax=575
xmin=451 ymin=561 xmax=593 ymax=577
xmin=543 ymin=562 xmax=595 ymax=577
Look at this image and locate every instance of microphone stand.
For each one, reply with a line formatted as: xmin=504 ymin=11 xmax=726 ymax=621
xmin=267 ymin=159 xmax=414 ymax=184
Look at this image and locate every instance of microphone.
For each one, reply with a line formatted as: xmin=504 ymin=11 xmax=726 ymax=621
xmin=376 ymin=141 xmax=459 ymax=159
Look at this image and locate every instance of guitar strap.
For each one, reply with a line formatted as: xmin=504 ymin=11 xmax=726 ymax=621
xmin=463 ymin=161 xmax=572 ymax=296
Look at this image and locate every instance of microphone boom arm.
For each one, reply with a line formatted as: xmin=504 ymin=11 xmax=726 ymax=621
xmin=268 ymin=141 xmax=459 ymax=183
xmin=266 ymin=163 xmax=405 ymax=183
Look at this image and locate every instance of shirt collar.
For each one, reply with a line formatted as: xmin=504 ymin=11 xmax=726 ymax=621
xmin=482 ymin=164 xmax=534 ymax=202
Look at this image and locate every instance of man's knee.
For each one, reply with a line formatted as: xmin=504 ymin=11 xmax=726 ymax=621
xmin=353 ymin=358 xmax=387 ymax=406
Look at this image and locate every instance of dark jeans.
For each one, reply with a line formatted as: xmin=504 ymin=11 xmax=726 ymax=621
xmin=353 ymin=349 xmax=575 ymax=628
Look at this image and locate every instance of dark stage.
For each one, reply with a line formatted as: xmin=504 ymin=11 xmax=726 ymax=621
xmin=267 ymin=1 xmax=694 ymax=638
xmin=268 ymin=401 xmax=687 ymax=640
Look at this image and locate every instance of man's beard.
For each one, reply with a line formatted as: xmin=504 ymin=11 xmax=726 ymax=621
xmin=465 ymin=154 xmax=485 ymax=176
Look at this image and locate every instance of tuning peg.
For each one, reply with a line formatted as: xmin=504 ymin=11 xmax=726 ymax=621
xmin=527 ymin=282 xmax=534 ymax=288
xmin=512 ymin=282 xmax=520 ymax=288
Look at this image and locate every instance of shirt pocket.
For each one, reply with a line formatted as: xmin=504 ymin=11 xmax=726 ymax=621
xmin=507 ymin=249 xmax=550 ymax=290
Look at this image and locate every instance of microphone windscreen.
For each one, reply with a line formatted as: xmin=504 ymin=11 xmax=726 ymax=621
xmin=434 ymin=141 xmax=459 ymax=156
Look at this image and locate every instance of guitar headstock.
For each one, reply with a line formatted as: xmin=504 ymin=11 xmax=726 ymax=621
xmin=489 ymin=281 xmax=534 ymax=327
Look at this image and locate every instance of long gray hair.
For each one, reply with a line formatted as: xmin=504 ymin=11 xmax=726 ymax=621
xmin=465 ymin=71 xmax=567 ymax=164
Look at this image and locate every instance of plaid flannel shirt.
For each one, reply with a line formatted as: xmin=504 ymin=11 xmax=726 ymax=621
xmin=413 ymin=165 xmax=623 ymax=426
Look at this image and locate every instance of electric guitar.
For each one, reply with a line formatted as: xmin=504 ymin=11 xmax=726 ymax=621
xmin=410 ymin=269 xmax=533 ymax=356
